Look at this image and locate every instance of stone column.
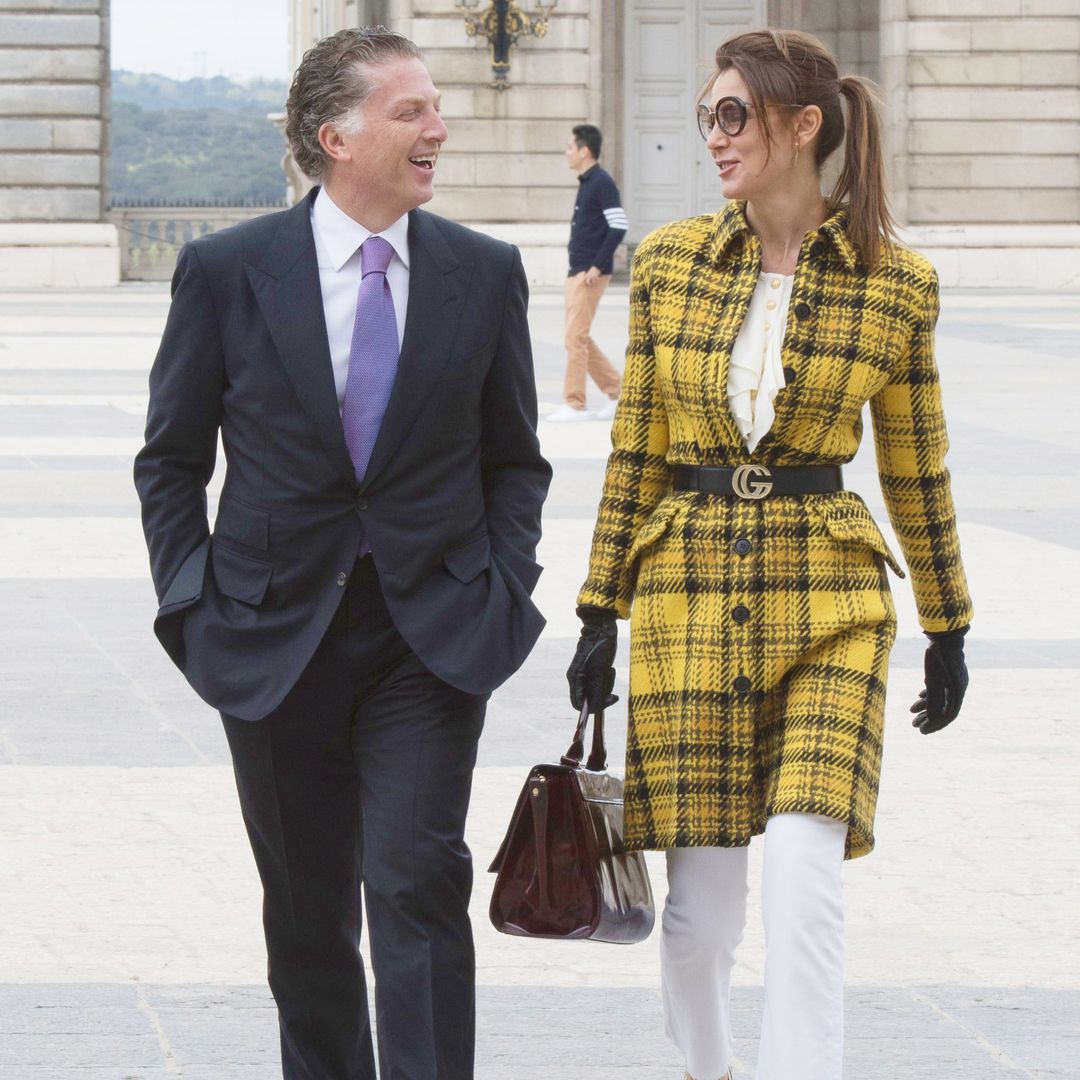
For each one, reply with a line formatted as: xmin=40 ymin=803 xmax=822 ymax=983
xmin=0 ymin=0 xmax=118 ymax=286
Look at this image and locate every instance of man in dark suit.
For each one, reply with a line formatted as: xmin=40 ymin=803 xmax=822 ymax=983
xmin=134 ymin=27 xmax=550 ymax=1080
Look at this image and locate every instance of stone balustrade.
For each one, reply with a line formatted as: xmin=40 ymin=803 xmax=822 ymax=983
xmin=107 ymin=203 xmax=287 ymax=281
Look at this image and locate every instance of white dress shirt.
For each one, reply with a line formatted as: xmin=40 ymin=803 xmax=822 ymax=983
xmin=727 ymin=271 xmax=793 ymax=453
xmin=310 ymin=187 xmax=410 ymax=410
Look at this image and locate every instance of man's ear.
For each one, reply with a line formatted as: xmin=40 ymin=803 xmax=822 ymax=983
xmin=318 ymin=121 xmax=349 ymax=164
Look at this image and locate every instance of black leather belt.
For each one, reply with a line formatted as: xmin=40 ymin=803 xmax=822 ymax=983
xmin=673 ymin=464 xmax=843 ymax=500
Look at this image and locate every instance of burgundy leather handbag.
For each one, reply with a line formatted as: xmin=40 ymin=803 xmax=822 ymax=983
xmin=487 ymin=703 xmax=655 ymax=944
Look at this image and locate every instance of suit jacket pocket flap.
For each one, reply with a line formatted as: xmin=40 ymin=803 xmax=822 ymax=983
xmin=814 ymin=496 xmax=905 ymax=578
xmin=211 ymin=543 xmax=273 ymax=605
xmin=214 ymin=496 xmax=270 ymax=550
xmin=443 ymin=534 xmax=491 ymax=583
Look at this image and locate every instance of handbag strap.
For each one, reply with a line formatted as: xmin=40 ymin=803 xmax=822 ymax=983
xmin=561 ymin=701 xmax=608 ymax=771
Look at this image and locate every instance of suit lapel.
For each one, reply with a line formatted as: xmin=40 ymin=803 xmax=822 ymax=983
xmin=246 ymin=189 xmax=355 ymax=480
xmin=360 ymin=209 xmax=466 ymax=489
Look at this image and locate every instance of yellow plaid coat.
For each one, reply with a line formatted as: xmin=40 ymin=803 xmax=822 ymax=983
xmin=578 ymin=202 xmax=973 ymax=859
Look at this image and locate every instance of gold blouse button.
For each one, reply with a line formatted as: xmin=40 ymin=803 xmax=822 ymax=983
xmin=770 ymin=278 xmax=781 ymax=289
xmin=766 ymin=300 xmax=777 ymax=310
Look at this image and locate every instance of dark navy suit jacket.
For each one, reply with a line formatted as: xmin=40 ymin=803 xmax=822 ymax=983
xmin=134 ymin=189 xmax=551 ymax=721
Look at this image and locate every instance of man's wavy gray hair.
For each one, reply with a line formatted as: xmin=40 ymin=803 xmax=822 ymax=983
xmin=285 ymin=27 xmax=423 ymax=180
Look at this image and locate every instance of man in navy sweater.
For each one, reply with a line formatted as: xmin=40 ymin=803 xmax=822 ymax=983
xmin=549 ymin=124 xmax=628 ymax=423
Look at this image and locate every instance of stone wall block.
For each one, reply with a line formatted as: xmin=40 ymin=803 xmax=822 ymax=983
xmin=971 ymin=18 xmax=1080 ymax=50
xmin=908 ymin=187 xmax=1079 ymax=222
xmin=0 ymin=186 xmax=100 ymax=221
xmin=907 ymin=21 xmax=973 ymax=52
xmin=428 ymin=184 xmax=570 ymax=223
xmin=909 ymin=154 xmax=1079 ymax=189
xmin=908 ymin=53 xmax=1023 ymax=86
xmin=516 ymin=49 xmax=590 ymax=85
xmin=909 ymin=87 xmax=1080 ymax=121
xmin=879 ymin=20 xmax=909 ymax=58
xmin=1020 ymin=52 xmax=1080 ymax=85
xmin=50 ymin=118 xmax=101 ymax=149
xmin=500 ymin=85 xmax=590 ymax=119
xmin=473 ymin=152 xmax=569 ymax=187
xmin=430 ymin=153 xmax=475 ymax=185
xmin=0 ymin=117 xmax=51 ymax=149
xmin=442 ymin=118 xmax=574 ymax=153
xmin=0 ymin=152 xmax=100 ymax=184
xmin=1021 ymin=0 xmax=1080 ymax=12
xmin=0 ymin=13 xmax=100 ymax=46
xmin=0 ymin=47 xmax=103 ymax=81
xmin=410 ymin=0 xmax=590 ymax=15
xmin=0 ymin=83 xmax=99 ymax=116
xmin=907 ymin=0 xmax=1020 ymax=15
xmin=423 ymin=49 xmax=500 ymax=84
xmin=910 ymin=119 xmax=1079 ymax=155
xmin=0 ymin=0 xmax=102 ymax=9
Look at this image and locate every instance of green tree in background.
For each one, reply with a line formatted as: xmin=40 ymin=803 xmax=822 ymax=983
xmin=110 ymin=71 xmax=290 ymax=205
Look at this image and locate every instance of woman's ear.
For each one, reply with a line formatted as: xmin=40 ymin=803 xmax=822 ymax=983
xmin=793 ymin=104 xmax=823 ymax=149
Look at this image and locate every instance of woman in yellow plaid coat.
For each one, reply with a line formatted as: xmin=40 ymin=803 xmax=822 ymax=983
xmin=567 ymin=29 xmax=973 ymax=1080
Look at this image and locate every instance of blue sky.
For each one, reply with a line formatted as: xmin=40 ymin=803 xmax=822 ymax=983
xmin=111 ymin=0 xmax=288 ymax=81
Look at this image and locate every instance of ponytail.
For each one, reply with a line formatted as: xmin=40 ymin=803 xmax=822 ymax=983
xmin=830 ymin=75 xmax=897 ymax=268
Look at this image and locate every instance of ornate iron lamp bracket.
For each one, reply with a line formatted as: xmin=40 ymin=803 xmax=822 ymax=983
xmin=458 ymin=0 xmax=556 ymax=90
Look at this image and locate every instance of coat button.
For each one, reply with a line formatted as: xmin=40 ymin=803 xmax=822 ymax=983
xmin=336 ymin=571 xmax=348 ymax=587
xmin=356 ymin=495 xmax=368 ymax=511
xmin=733 ymin=538 xmax=753 ymax=555
xmin=795 ymin=302 xmax=812 ymax=321
xmin=733 ymin=675 xmax=752 ymax=694
xmin=783 ymin=366 xmax=797 ymax=383
xmin=732 ymin=604 xmax=750 ymax=624
xmin=810 ymin=240 xmax=827 ymax=258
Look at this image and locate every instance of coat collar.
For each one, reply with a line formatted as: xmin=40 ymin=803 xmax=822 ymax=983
xmin=709 ymin=200 xmax=861 ymax=271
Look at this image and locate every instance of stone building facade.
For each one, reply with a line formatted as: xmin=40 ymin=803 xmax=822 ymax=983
xmin=0 ymin=0 xmax=117 ymax=285
xmin=291 ymin=0 xmax=1079 ymax=288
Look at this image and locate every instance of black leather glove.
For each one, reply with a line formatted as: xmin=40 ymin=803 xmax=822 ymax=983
xmin=567 ymin=605 xmax=619 ymax=712
xmin=911 ymin=626 xmax=969 ymax=735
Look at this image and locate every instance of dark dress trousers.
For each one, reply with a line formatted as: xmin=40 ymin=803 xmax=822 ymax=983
xmin=134 ymin=189 xmax=551 ymax=1079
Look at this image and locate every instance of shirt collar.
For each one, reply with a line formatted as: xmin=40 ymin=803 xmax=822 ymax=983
xmin=312 ymin=187 xmax=411 ymax=272
xmin=577 ymin=164 xmax=598 ymax=184
xmin=709 ymin=200 xmax=860 ymax=271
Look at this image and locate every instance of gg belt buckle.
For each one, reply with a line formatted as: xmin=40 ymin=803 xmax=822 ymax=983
xmin=732 ymin=463 xmax=773 ymax=499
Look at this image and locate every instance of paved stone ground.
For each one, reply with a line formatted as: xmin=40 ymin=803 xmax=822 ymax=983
xmin=0 ymin=280 xmax=1078 ymax=1078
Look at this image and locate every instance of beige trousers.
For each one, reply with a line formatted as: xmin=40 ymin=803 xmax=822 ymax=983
xmin=563 ymin=271 xmax=622 ymax=410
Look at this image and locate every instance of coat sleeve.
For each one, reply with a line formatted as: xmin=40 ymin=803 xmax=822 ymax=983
xmin=577 ymin=239 xmax=671 ymax=618
xmin=869 ymin=267 xmax=973 ymax=633
xmin=480 ymin=244 xmax=552 ymax=595
xmin=133 ymin=242 xmax=224 ymax=616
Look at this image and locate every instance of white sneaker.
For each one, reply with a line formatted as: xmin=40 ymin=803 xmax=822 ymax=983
xmin=546 ymin=404 xmax=591 ymax=423
xmin=593 ymin=398 xmax=619 ymax=421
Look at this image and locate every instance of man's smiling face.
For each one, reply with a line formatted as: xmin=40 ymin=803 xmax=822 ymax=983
xmin=323 ymin=56 xmax=447 ymax=224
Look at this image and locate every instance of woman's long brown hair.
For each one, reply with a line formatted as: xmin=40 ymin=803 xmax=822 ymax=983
xmin=707 ymin=29 xmax=898 ymax=268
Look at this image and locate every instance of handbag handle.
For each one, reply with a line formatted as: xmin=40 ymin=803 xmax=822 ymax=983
xmin=561 ymin=700 xmax=608 ymax=771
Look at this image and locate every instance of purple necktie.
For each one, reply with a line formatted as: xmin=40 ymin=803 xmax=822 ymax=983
xmin=342 ymin=235 xmax=399 ymax=484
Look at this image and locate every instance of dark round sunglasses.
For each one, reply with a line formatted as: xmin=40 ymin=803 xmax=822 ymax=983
xmin=696 ymin=96 xmax=803 ymax=140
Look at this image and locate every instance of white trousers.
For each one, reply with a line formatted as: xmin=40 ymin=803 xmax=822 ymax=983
xmin=660 ymin=813 xmax=847 ymax=1080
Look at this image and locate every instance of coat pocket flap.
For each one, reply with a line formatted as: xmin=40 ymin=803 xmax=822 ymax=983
xmin=211 ymin=543 xmax=273 ymax=605
xmin=214 ymin=496 xmax=270 ymax=551
xmin=443 ymin=534 xmax=491 ymax=583
xmin=626 ymin=503 xmax=677 ymax=566
xmin=814 ymin=496 xmax=905 ymax=578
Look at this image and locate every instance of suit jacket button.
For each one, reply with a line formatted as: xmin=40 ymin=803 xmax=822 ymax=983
xmin=733 ymin=675 xmax=752 ymax=693
xmin=732 ymin=604 xmax=750 ymax=624
xmin=356 ymin=495 xmax=368 ymax=511
xmin=336 ymin=571 xmax=348 ymax=587
xmin=733 ymin=538 xmax=753 ymax=555
xmin=795 ymin=302 xmax=812 ymax=321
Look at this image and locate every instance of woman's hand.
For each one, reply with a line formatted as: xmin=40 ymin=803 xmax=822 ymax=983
xmin=911 ymin=626 xmax=969 ymax=734
xmin=567 ymin=605 xmax=619 ymax=712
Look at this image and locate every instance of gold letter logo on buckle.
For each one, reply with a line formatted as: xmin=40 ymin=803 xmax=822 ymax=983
xmin=732 ymin=463 xmax=773 ymax=499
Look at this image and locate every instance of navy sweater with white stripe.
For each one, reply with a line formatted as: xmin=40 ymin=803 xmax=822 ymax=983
xmin=568 ymin=164 xmax=627 ymax=276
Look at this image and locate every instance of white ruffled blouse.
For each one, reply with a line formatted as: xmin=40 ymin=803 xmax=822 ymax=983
xmin=727 ymin=271 xmax=794 ymax=453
